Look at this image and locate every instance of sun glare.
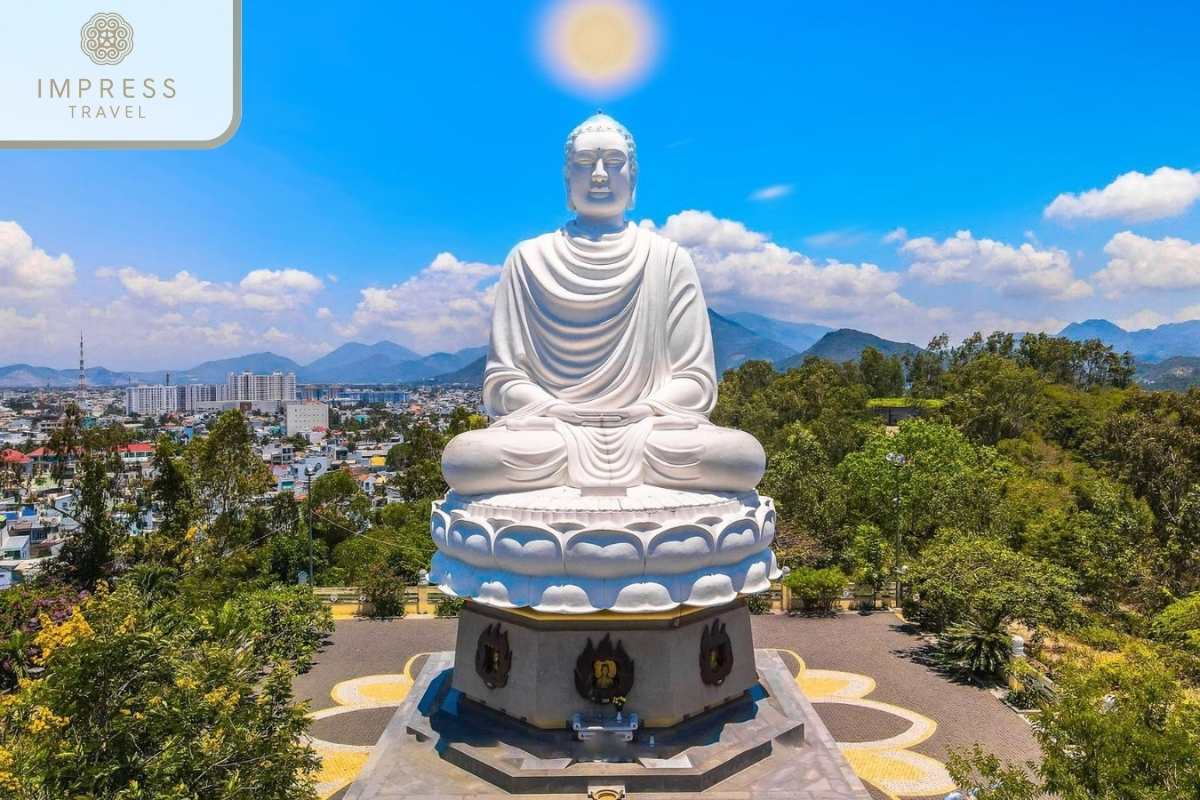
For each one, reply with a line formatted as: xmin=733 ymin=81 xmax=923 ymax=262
xmin=538 ymin=0 xmax=660 ymax=99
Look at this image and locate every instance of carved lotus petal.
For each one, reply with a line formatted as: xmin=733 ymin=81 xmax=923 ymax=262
xmin=430 ymin=509 xmax=452 ymax=550
xmin=645 ymin=525 xmax=715 ymax=573
xmin=534 ymin=583 xmax=596 ymax=614
xmin=611 ymin=581 xmax=675 ymax=612
xmin=742 ymin=558 xmax=772 ymax=594
xmin=563 ymin=529 xmax=645 ymax=579
xmin=760 ymin=507 xmax=777 ymax=545
xmin=446 ymin=519 xmax=494 ymax=567
xmin=712 ymin=518 xmax=761 ymax=565
xmin=493 ymin=524 xmax=565 ymax=576
xmin=685 ymin=573 xmax=737 ymax=606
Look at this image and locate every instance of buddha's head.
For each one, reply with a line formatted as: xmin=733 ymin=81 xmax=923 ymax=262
xmin=564 ymin=113 xmax=637 ymax=221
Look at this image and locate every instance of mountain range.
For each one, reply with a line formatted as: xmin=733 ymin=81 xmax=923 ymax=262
xmin=1058 ymin=319 xmax=1200 ymax=363
xmin=27 ymin=312 xmax=1200 ymax=389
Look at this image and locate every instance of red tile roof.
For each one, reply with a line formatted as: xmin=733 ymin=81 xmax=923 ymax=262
xmin=0 ymin=449 xmax=30 ymax=464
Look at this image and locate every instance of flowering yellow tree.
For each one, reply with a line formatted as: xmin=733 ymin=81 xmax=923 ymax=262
xmin=0 ymin=581 xmax=322 ymax=799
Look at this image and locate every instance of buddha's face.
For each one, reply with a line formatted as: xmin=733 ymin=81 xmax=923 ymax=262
xmin=565 ymin=129 xmax=635 ymax=220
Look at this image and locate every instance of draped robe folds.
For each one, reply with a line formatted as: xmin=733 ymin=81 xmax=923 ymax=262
xmin=482 ymin=222 xmax=722 ymax=490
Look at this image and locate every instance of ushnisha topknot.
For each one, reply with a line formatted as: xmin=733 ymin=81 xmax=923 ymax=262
xmin=564 ymin=111 xmax=638 ymax=182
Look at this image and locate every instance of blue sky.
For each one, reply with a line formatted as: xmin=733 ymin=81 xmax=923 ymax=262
xmin=2 ymin=1 xmax=1200 ymax=369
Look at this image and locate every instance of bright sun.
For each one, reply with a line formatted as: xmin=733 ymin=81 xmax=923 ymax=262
xmin=538 ymin=0 xmax=660 ymax=99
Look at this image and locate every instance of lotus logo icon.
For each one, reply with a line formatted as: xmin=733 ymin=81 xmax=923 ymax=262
xmin=80 ymin=12 xmax=134 ymax=65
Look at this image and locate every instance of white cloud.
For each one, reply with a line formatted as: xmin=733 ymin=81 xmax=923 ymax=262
xmin=900 ymin=230 xmax=1092 ymax=301
xmin=338 ymin=252 xmax=501 ymax=353
xmin=657 ymin=210 xmax=909 ymax=322
xmin=0 ymin=221 xmax=75 ymax=301
xmin=96 ymin=267 xmax=237 ymax=306
xmin=1094 ymin=231 xmax=1200 ymax=297
xmin=749 ymin=184 xmax=793 ymax=201
xmin=1117 ymin=309 xmax=1170 ymax=331
xmin=1044 ymin=166 xmax=1200 ymax=223
xmin=1175 ymin=304 xmax=1200 ymax=322
xmin=239 ymin=268 xmax=324 ymax=310
xmin=882 ymin=227 xmax=908 ymax=244
xmin=97 ymin=265 xmax=324 ymax=310
xmin=804 ymin=229 xmax=867 ymax=248
xmin=0 ymin=307 xmax=54 ymax=350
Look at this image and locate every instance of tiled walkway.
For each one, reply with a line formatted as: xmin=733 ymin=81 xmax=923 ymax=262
xmin=292 ymin=612 xmax=1041 ymax=800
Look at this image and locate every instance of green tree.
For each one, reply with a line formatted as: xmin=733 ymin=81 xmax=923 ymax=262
xmin=942 ymin=355 xmax=1046 ymax=446
xmin=1151 ymin=591 xmax=1200 ymax=655
xmin=903 ymin=335 xmax=947 ymax=399
xmin=844 ymin=523 xmax=891 ymax=607
xmin=368 ymin=501 xmax=431 ymax=576
xmin=859 ymin=346 xmax=904 ymax=399
xmin=904 ymin=531 xmax=1076 ymax=633
xmin=304 ymin=470 xmax=370 ymax=551
xmin=135 ymin=434 xmax=199 ymax=570
xmin=1100 ymin=388 xmax=1200 ymax=601
xmin=51 ymin=448 xmax=128 ymax=590
xmin=1036 ymin=648 xmax=1200 ymax=800
xmin=760 ymin=425 xmax=846 ymax=565
xmin=446 ymin=405 xmax=489 ymax=436
xmin=386 ymin=419 xmax=445 ymax=469
xmin=944 ymin=744 xmax=1040 ymax=800
xmin=839 ymin=420 xmax=1007 ymax=546
xmin=45 ymin=403 xmax=84 ymax=483
xmin=187 ymin=410 xmax=271 ymax=553
xmin=0 ymin=581 xmax=322 ymax=799
xmin=783 ymin=567 xmax=849 ymax=614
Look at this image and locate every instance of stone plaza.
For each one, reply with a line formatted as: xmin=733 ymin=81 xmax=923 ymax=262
xmin=296 ymin=613 xmax=1041 ymax=800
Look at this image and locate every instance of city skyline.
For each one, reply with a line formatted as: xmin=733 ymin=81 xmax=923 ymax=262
xmin=2 ymin=1 xmax=1199 ymax=370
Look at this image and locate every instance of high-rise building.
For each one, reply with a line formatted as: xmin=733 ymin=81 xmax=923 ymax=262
xmin=180 ymin=383 xmax=230 ymax=409
xmin=228 ymin=371 xmax=296 ymax=402
xmin=125 ymin=385 xmax=179 ymax=416
xmin=124 ymin=383 xmax=233 ymax=415
xmin=285 ymin=401 xmax=330 ymax=436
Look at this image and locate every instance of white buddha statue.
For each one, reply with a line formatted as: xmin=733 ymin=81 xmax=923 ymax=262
xmin=442 ymin=113 xmax=764 ymax=496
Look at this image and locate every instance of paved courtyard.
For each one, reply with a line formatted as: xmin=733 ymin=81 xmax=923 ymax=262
xmin=292 ymin=612 xmax=1041 ymax=800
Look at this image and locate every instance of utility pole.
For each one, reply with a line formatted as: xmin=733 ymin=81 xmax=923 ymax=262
xmin=77 ymin=332 xmax=85 ymax=393
xmin=886 ymin=452 xmax=906 ymax=610
xmin=305 ymin=464 xmax=317 ymax=584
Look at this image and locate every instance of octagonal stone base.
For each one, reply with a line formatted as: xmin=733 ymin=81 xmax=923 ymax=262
xmin=453 ymin=599 xmax=757 ymax=729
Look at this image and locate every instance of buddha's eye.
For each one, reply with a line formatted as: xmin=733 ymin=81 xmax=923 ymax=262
xmin=605 ymin=158 xmax=624 ymax=166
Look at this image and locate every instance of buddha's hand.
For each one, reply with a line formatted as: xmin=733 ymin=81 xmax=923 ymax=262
xmin=544 ymin=402 xmax=654 ymax=427
xmin=608 ymin=403 xmax=654 ymax=425
xmin=545 ymin=402 xmax=587 ymax=425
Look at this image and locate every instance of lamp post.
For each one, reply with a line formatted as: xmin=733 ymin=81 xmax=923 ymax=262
xmin=304 ymin=463 xmax=317 ymax=585
xmin=885 ymin=452 xmax=906 ymax=610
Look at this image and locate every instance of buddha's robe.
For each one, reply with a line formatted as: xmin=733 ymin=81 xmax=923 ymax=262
xmin=442 ymin=222 xmax=764 ymax=495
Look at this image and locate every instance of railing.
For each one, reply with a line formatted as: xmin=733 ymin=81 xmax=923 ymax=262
xmin=313 ymin=584 xmax=455 ymax=617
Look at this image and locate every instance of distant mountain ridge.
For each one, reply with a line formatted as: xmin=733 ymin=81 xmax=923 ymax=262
xmin=0 ymin=314 xmax=923 ymax=389
xmin=1058 ymin=318 xmax=1200 ymax=362
xmin=708 ymin=310 xmax=798 ymax=374
xmin=1136 ymin=356 xmax=1200 ymax=390
xmin=724 ymin=312 xmax=833 ymax=353
xmin=0 ymin=342 xmax=488 ymax=389
xmin=776 ymin=329 xmax=922 ymax=370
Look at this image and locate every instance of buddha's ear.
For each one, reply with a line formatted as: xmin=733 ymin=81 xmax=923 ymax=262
xmin=627 ymin=183 xmax=637 ymax=212
xmin=564 ymin=168 xmax=576 ymax=212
